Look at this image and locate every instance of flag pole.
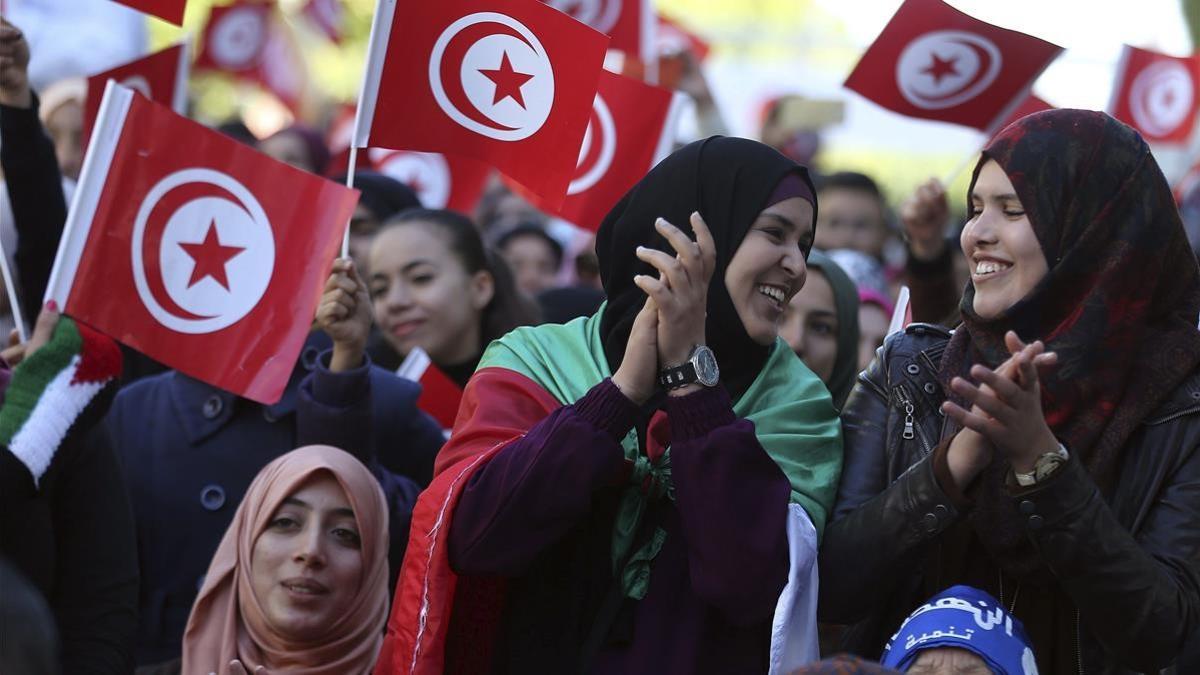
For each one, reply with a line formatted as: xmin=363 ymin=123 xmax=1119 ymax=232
xmin=341 ymin=144 xmax=358 ymax=258
xmin=0 ymin=240 xmax=27 ymax=343
xmin=943 ymin=148 xmax=979 ymax=188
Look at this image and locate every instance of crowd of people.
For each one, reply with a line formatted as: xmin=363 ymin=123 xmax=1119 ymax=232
xmin=2 ymin=8 xmax=1200 ymax=675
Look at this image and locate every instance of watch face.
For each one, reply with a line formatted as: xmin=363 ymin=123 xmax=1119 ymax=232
xmin=693 ymin=346 xmax=719 ymax=386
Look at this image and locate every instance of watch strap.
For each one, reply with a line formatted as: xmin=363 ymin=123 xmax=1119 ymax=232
xmin=659 ymin=360 xmax=698 ymax=390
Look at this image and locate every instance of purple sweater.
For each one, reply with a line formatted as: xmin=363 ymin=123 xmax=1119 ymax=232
xmin=447 ymin=378 xmax=793 ymax=674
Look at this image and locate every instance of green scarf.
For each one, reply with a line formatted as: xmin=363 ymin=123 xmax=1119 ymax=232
xmin=478 ymin=306 xmax=843 ymax=599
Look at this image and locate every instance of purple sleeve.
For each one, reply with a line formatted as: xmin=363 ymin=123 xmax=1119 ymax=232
xmin=667 ymin=386 xmax=792 ymax=625
xmin=448 ymin=378 xmax=638 ymax=576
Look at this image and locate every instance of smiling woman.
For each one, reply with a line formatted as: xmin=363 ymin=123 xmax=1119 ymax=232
xmin=180 ymin=446 xmax=390 ymax=675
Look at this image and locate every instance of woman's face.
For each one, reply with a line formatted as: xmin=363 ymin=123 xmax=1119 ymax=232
xmin=260 ymin=132 xmax=314 ymax=173
xmin=961 ymin=160 xmax=1049 ymax=319
xmin=368 ymin=223 xmax=494 ymax=366
xmin=780 ymin=269 xmax=838 ymax=382
xmin=906 ymin=647 xmax=991 ymax=674
xmin=501 ymin=234 xmax=559 ymax=296
xmin=857 ymin=302 xmax=890 ymax=371
xmin=724 ymin=197 xmax=815 ymax=346
xmin=251 ymin=473 xmax=364 ymax=642
xmin=46 ymin=100 xmax=83 ymax=181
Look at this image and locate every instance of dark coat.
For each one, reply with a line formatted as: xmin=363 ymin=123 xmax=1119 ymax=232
xmin=106 ymin=337 xmax=445 ymax=665
xmin=819 ymin=324 xmax=1200 ymax=675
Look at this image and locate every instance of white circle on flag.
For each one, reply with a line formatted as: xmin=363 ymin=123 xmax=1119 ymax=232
xmin=1130 ymin=60 xmax=1194 ymax=138
xmin=131 ymin=168 xmax=276 ymax=334
xmin=569 ymin=93 xmax=616 ymax=195
xmin=377 ymin=151 xmax=453 ymax=208
xmin=121 ymin=75 xmax=152 ymax=98
xmin=429 ymin=12 xmax=555 ymax=142
xmin=896 ymin=30 xmax=1002 ymax=110
xmin=211 ymin=5 xmax=267 ymax=70
xmin=546 ymin=0 xmax=620 ymax=35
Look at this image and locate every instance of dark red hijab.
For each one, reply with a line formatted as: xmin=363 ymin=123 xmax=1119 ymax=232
xmin=939 ymin=110 xmax=1200 ymax=573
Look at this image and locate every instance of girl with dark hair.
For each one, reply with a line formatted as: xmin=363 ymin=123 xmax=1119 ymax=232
xmin=366 ymin=208 xmax=540 ymax=387
xmin=820 ymin=110 xmax=1200 ymax=673
xmin=374 ymin=137 xmax=843 ymax=674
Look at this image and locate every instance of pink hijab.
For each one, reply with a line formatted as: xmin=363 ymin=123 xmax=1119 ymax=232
xmin=182 ymin=446 xmax=389 ymax=675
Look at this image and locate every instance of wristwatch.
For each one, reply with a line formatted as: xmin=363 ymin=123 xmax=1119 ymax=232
xmin=659 ymin=345 xmax=720 ymax=390
xmin=1014 ymin=443 xmax=1069 ymax=486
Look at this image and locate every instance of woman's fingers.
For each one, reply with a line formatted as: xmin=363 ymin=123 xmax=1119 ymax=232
xmin=969 ymin=363 xmax=1022 ymax=401
xmin=689 ymin=211 xmax=717 ymax=281
xmin=654 ymin=217 xmax=702 ymax=270
xmin=942 ymin=400 xmax=1003 ymax=438
xmin=636 ymin=246 xmax=688 ymax=293
xmin=1004 ymin=330 xmax=1028 ymax=356
xmin=950 ymin=377 xmax=1012 ymax=422
xmin=633 ymin=273 xmax=672 ymax=306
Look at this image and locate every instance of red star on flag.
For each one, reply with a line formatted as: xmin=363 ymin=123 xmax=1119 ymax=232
xmin=922 ymin=52 xmax=960 ymax=85
xmin=479 ymin=52 xmax=535 ymax=108
xmin=179 ymin=221 xmax=246 ymax=290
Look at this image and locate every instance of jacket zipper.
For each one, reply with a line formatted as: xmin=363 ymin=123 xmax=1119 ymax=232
xmin=893 ymin=384 xmax=932 ymax=454
xmin=1075 ymin=608 xmax=1083 ymax=675
xmin=1144 ymin=403 xmax=1200 ymax=426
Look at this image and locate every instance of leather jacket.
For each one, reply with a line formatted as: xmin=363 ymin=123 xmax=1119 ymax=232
xmin=818 ymin=324 xmax=1200 ymax=674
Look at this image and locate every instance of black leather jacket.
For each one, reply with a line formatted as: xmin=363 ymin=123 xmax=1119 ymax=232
xmin=819 ymin=324 xmax=1200 ymax=674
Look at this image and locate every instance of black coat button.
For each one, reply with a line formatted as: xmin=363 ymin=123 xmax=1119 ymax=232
xmin=202 ymin=395 xmax=223 ymax=419
xmin=200 ymin=484 xmax=226 ymax=511
xmin=1028 ymin=514 xmax=1044 ymax=530
xmin=302 ymin=346 xmax=320 ymax=371
xmin=1019 ymin=499 xmax=1036 ymax=515
xmin=906 ymin=364 xmax=921 ymax=375
xmin=924 ymin=382 xmax=938 ymax=394
xmin=922 ymin=513 xmax=939 ymax=533
xmin=935 ymin=504 xmax=950 ymax=520
xmin=263 ymin=408 xmax=279 ymax=423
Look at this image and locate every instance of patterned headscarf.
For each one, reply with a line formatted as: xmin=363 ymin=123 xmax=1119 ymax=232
xmin=940 ymin=110 xmax=1200 ymax=571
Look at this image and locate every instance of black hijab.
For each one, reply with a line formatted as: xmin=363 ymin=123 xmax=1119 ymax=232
xmin=595 ymin=136 xmax=815 ymax=399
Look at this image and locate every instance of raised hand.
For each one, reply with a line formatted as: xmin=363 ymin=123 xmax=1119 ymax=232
xmin=900 ymin=178 xmax=950 ymax=262
xmin=315 ymin=258 xmax=373 ymax=372
xmin=612 ymin=295 xmax=660 ymax=405
xmin=633 ymin=212 xmax=716 ymax=369
xmin=0 ymin=18 xmax=31 ymax=109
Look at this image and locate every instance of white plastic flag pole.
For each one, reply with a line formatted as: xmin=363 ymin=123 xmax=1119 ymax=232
xmin=341 ymin=144 xmax=359 ymax=258
xmin=886 ymin=286 xmax=911 ymax=337
xmin=0 ymin=240 xmax=27 ymax=343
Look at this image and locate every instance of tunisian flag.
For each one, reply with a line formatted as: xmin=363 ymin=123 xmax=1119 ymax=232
xmin=46 ymin=82 xmax=358 ymax=404
xmin=195 ymin=1 xmax=271 ymax=76
xmin=112 ymin=0 xmax=187 ymax=25
xmin=541 ymin=0 xmax=655 ymax=69
xmin=396 ymin=347 xmax=463 ymax=434
xmin=82 ymin=42 xmax=189 ymax=155
xmin=519 ymin=70 xmax=685 ymax=232
xmin=353 ymin=0 xmax=609 ymax=206
xmin=369 ymin=149 xmax=491 ymax=213
xmin=844 ymin=0 xmax=1062 ymax=131
xmin=1109 ymin=45 xmax=1200 ymax=145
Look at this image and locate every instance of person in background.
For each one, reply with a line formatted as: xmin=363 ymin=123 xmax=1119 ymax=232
xmin=332 ymin=171 xmax=421 ymax=275
xmin=259 ymin=123 xmax=330 ymax=176
xmin=109 ymin=259 xmax=442 ymax=667
xmin=813 ymin=173 xmax=892 ymax=263
xmin=881 ymin=586 xmax=1037 ymax=675
xmin=35 ymin=76 xmax=84 ymax=182
xmin=0 ymin=305 xmax=136 ymax=674
xmin=474 ymin=176 xmax=549 ymax=237
xmin=215 ymin=118 xmax=258 ymax=146
xmin=856 ymin=287 xmax=893 ymax=372
xmin=899 ymin=178 xmax=968 ymax=326
xmin=820 ymin=110 xmax=1200 ymax=673
xmin=780 ymin=250 xmax=860 ymax=409
xmin=366 ymin=208 xmax=540 ymax=384
xmin=177 ymin=446 xmax=389 ymax=675
xmin=496 ymin=222 xmax=564 ymax=297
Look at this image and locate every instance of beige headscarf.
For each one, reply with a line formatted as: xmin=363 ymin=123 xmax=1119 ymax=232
xmin=182 ymin=446 xmax=389 ymax=675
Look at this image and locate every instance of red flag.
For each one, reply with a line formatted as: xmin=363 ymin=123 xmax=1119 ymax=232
xmin=112 ymin=0 xmax=187 ymax=25
xmin=1109 ymin=45 xmax=1200 ymax=145
xmin=83 ymin=42 xmax=189 ymax=155
xmin=396 ymin=347 xmax=463 ymax=434
xmin=541 ymin=0 xmax=655 ymax=67
xmin=46 ymin=82 xmax=358 ymax=404
xmin=353 ymin=0 xmax=609 ymax=206
xmin=987 ymin=92 xmax=1053 ymax=139
xmin=303 ymin=0 xmax=344 ymax=43
xmin=657 ymin=14 xmax=709 ymax=62
xmin=844 ymin=0 xmax=1062 ymax=131
xmin=369 ymin=149 xmax=491 ymax=213
xmin=518 ymin=71 xmax=684 ymax=231
xmin=195 ymin=1 xmax=271 ymax=76
xmin=252 ymin=15 xmax=309 ymax=113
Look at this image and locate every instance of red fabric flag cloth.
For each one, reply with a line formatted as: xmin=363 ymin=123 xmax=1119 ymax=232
xmin=194 ymin=1 xmax=271 ymax=76
xmin=844 ymin=0 xmax=1062 ymax=131
xmin=987 ymin=92 xmax=1054 ymax=140
xmin=369 ymin=149 xmax=491 ymax=213
xmin=541 ymin=0 xmax=655 ymax=66
xmin=82 ymin=42 xmax=189 ymax=155
xmin=1109 ymin=45 xmax=1200 ymax=145
xmin=657 ymin=13 xmax=710 ymax=62
xmin=252 ymin=15 xmax=309 ymax=113
xmin=395 ymin=347 xmax=464 ymax=433
xmin=303 ymin=0 xmax=344 ymax=43
xmin=353 ymin=0 xmax=609 ymax=207
xmin=516 ymin=70 xmax=685 ymax=232
xmin=45 ymin=82 xmax=358 ymax=404
xmin=112 ymin=0 xmax=187 ymax=25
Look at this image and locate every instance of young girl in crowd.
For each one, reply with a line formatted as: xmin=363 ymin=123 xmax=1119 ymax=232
xmin=365 ymin=208 xmax=540 ymax=387
xmin=781 ymin=250 xmax=861 ymax=409
xmin=819 ymin=109 xmax=1200 ymax=673
xmin=374 ymin=137 xmax=843 ymax=674
xmin=180 ymin=445 xmax=389 ymax=675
